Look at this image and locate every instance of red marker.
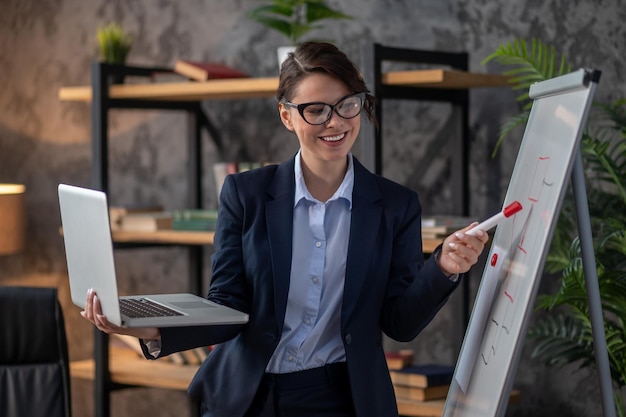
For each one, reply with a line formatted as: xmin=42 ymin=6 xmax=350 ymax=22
xmin=466 ymin=201 xmax=523 ymax=236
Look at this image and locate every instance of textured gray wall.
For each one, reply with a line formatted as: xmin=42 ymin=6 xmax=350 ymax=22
xmin=1 ymin=0 xmax=624 ymax=416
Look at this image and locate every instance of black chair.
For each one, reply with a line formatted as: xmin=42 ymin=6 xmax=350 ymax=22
xmin=0 ymin=286 xmax=72 ymax=417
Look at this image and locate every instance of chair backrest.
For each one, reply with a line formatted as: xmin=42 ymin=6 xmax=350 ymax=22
xmin=0 ymin=286 xmax=72 ymax=417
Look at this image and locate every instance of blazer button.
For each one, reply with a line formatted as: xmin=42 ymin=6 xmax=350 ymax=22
xmin=345 ymin=333 xmax=352 ymax=345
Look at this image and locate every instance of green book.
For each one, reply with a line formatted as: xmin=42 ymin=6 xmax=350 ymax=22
xmin=171 ymin=209 xmax=218 ymax=231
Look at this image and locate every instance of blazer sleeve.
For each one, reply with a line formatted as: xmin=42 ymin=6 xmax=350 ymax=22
xmin=142 ymin=175 xmax=252 ymax=358
xmin=379 ymin=190 xmax=460 ymax=341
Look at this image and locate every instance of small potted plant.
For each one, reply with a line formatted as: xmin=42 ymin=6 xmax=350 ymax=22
xmin=97 ymin=22 xmax=132 ymax=64
xmin=247 ymin=0 xmax=351 ymax=66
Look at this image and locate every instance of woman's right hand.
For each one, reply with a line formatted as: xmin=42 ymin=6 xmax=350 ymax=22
xmin=80 ymin=288 xmax=161 ymax=340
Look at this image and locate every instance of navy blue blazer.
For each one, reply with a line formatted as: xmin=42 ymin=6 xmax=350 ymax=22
xmin=146 ymin=155 xmax=459 ymax=417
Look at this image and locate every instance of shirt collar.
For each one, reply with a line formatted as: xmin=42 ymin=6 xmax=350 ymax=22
xmin=294 ymin=150 xmax=354 ymax=209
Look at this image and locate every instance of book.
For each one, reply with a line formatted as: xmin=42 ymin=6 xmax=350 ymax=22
xmin=422 ymin=215 xmax=474 ymax=229
xmin=109 ymin=205 xmax=163 ymax=231
xmin=119 ymin=212 xmax=173 ymax=232
xmin=213 ymin=162 xmax=239 ymax=200
xmin=149 ymin=70 xmax=188 ymax=83
xmin=389 ymin=364 xmax=454 ymax=388
xmin=213 ymin=161 xmax=276 ymax=202
xmin=421 ymin=215 xmax=475 ymax=239
xmin=171 ymin=209 xmax=219 ymax=231
xmin=173 ymin=60 xmax=249 ymax=82
xmin=385 ymin=349 xmax=414 ymax=370
xmin=180 ymin=349 xmax=203 ymax=365
xmin=393 ymin=383 xmax=450 ymax=401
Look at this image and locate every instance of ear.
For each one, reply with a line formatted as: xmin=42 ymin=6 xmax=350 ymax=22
xmin=279 ymin=103 xmax=294 ymax=131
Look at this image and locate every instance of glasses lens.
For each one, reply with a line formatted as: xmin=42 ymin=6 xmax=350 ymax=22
xmin=336 ymin=94 xmax=363 ymax=119
xmin=293 ymin=93 xmax=366 ymax=125
xmin=302 ymin=103 xmax=332 ymax=125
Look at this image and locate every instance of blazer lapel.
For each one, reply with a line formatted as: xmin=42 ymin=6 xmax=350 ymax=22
xmin=266 ymin=157 xmax=296 ymax=330
xmin=342 ymin=159 xmax=383 ymax=327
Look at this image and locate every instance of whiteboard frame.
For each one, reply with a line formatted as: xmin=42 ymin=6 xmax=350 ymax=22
xmin=442 ymin=68 xmax=600 ymax=417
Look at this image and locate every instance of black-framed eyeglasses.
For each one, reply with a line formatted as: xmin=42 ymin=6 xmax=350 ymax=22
xmin=282 ymin=92 xmax=366 ymax=125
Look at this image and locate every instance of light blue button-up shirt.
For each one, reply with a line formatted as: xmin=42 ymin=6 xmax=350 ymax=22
xmin=265 ymin=151 xmax=354 ymax=373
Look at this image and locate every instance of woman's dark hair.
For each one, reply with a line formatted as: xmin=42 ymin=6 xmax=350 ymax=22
xmin=276 ymin=42 xmax=377 ymax=127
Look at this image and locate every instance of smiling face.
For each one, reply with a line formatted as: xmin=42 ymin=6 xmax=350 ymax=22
xmin=279 ymin=73 xmax=360 ymax=171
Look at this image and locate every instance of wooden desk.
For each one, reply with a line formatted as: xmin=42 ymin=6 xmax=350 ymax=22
xmin=58 ymin=70 xmax=509 ymax=103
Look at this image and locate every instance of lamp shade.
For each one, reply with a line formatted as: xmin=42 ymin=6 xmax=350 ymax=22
xmin=0 ymin=184 xmax=26 ymax=255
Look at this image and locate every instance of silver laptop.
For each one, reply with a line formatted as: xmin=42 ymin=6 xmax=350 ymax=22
xmin=58 ymin=183 xmax=249 ymax=328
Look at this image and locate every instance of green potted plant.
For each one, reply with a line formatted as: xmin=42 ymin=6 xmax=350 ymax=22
xmin=97 ymin=22 xmax=132 ymax=65
xmin=247 ymin=0 xmax=351 ymax=66
xmin=484 ymin=38 xmax=626 ymax=416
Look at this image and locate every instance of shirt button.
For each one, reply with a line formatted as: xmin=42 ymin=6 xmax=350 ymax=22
xmin=305 ymin=318 xmax=311 ymax=325
xmin=345 ymin=333 xmax=352 ymax=345
xmin=315 ymin=241 xmax=322 ymax=248
xmin=312 ymin=277 xmax=319 ymax=284
xmin=287 ymin=355 xmax=294 ymax=361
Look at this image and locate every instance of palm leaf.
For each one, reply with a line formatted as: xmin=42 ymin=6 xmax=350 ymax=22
xmin=528 ymin=314 xmax=595 ymax=367
xmin=490 ymin=110 xmax=530 ymax=157
xmin=483 ymin=38 xmax=572 ymax=109
xmin=483 ymin=38 xmax=572 ymax=156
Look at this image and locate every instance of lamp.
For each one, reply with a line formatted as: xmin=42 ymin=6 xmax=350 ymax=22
xmin=0 ymin=184 xmax=26 ymax=255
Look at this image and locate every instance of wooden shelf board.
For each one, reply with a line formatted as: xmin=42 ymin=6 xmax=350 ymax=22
xmin=59 ymin=77 xmax=279 ymax=102
xmin=70 ymin=353 xmax=197 ymax=391
xmin=397 ymin=397 xmax=446 ymax=416
xmin=71 ymin=346 xmax=520 ymax=415
xmin=422 ymin=238 xmax=441 ymax=254
xmin=59 ymin=70 xmax=509 ymax=103
xmin=382 ymin=69 xmax=511 ymax=89
xmin=396 ymin=389 xmax=521 ymax=416
xmin=111 ymin=230 xmax=215 ymax=245
xmin=112 ymin=230 xmax=436 ymax=253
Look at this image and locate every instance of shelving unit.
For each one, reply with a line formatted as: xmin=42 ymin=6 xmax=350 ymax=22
xmin=58 ymin=57 xmax=507 ymax=417
xmin=361 ymin=43 xmax=509 ymax=327
xmin=61 ymin=62 xmax=281 ymax=417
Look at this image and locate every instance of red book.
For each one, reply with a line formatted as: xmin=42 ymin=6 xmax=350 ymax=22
xmin=173 ymin=60 xmax=249 ymax=81
xmin=385 ymin=350 xmax=414 ymax=370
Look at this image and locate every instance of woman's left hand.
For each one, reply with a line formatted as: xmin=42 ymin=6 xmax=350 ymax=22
xmin=437 ymin=223 xmax=489 ymax=277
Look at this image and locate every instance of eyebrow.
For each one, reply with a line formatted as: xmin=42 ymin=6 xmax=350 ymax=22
xmin=289 ymin=93 xmax=356 ymax=106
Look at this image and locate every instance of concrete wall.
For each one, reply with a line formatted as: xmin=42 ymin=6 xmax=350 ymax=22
xmin=1 ymin=0 xmax=624 ymax=416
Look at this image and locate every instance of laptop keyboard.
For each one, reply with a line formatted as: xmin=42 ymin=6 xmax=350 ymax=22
xmin=120 ymin=298 xmax=184 ymax=318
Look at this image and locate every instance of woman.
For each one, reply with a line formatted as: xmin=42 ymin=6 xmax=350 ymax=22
xmin=82 ymin=41 xmax=488 ymax=417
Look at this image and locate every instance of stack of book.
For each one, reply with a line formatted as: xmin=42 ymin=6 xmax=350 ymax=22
xmin=109 ymin=205 xmax=164 ymax=231
xmin=172 ymin=209 xmax=218 ymax=231
xmin=385 ymin=349 xmax=415 ymax=370
xmin=112 ymin=207 xmax=219 ymax=232
xmin=421 ymin=215 xmax=475 ymax=239
xmin=213 ymin=161 xmax=276 ymax=201
xmin=390 ymin=363 xmax=455 ymax=402
xmin=173 ymin=60 xmax=249 ymax=82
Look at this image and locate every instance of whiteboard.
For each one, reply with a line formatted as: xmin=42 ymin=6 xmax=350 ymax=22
xmin=443 ymin=69 xmax=600 ymax=417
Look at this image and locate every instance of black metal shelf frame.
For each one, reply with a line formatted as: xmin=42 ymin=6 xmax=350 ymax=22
xmin=361 ymin=43 xmax=472 ymax=330
xmin=89 ymin=62 xmax=216 ymax=417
